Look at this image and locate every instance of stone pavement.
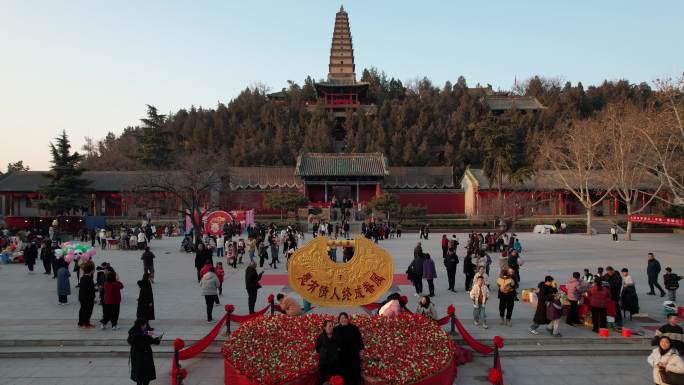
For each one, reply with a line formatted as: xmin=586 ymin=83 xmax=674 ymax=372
xmin=0 ymin=356 xmax=654 ymax=385
xmin=0 ymin=231 xmax=681 ymax=383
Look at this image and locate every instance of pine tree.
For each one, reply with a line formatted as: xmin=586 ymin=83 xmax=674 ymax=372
xmin=37 ymin=130 xmax=91 ymax=215
xmin=138 ymin=105 xmax=174 ymax=168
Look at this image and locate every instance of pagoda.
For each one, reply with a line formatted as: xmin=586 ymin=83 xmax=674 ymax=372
xmin=312 ymin=6 xmax=372 ymax=149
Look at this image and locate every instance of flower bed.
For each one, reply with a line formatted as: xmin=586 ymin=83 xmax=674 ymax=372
xmin=222 ymin=312 xmax=455 ymax=385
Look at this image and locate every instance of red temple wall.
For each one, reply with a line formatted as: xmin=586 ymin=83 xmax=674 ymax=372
xmin=390 ymin=191 xmax=465 ymax=214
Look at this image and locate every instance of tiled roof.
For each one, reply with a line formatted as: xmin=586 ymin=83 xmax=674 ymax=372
xmin=483 ymin=95 xmax=546 ymax=111
xmin=464 ymin=168 xmax=661 ymax=191
xmin=295 ymin=153 xmax=389 ymax=177
xmin=228 ymin=167 xmax=301 ymax=189
xmin=0 ymin=171 xmax=156 ymax=192
xmin=384 ymin=167 xmax=454 ymax=189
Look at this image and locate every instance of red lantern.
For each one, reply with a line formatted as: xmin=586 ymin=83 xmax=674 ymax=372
xmin=173 ymin=338 xmax=185 ymax=351
xmin=488 ymin=368 xmax=502 ymax=384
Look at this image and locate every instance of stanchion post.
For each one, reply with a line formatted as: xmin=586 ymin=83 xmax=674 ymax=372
xmin=172 ymin=338 xmax=184 ymax=385
xmin=450 ymin=314 xmax=456 ymax=336
xmin=225 ymin=306 xmax=233 ymax=336
xmin=269 ymin=294 xmax=275 ymax=315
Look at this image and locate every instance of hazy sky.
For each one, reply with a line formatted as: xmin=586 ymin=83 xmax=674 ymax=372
xmin=1 ymin=1 xmax=682 ymax=170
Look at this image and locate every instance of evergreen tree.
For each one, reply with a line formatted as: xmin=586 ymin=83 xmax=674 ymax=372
xmin=137 ymin=105 xmax=174 ymax=168
xmin=37 ymin=130 xmax=91 ymax=215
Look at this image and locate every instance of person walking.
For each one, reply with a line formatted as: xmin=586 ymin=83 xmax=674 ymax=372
xmin=199 ymin=267 xmax=220 ymax=323
xmin=333 ymin=312 xmax=364 ymax=385
xmin=529 ymin=276 xmax=557 ymax=335
xmin=136 ymin=273 xmax=155 ymax=330
xmin=316 ymin=319 xmax=339 ymax=384
xmin=605 ymin=266 xmax=623 ymax=326
xmin=245 ymin=262 xmax=264 ymax=314
xmin=56 ymin=259 xmax=71 ymax=305
xmin=140 ymin=247 xmax=155 ymax=283
xmin=194 ymin=243 xmax=207 ymax=282
xmin=247 ymin=236 xmax=256 ymax=263
xmin=422 ymin=253 xmax=437 ymax=297
xmin=78 ymin=261 xmax=96 ymax=328
xmin=588 ymin=277 xmax=610 ymax=333
xmin=610 ymin=225 xmax=618 ymax=242
xmin=441 ymin=234 xmax=448 ymax=260
xmin=100 ymin=271 xmax=124 ymax=330
xmin=40 ymin=239 xmax=53 ymax=275
xmin=621 ymin=268 xmax=640 ymax=320
xmin=463 ymin=253 xmax=475 ymax=292
xmin=470 ymin=275 xmax=489 ymax=329
xmin=409 ymin=251 xmax=424 ymax=296
xmin=444 ymin=247 xmax=459 ymax=292
xmin=24 ymin=241 xmax=38 ymax=273
xmin=647 ymin=252 xmax=667 ymax=297
xmin=128 ymin=318 xmax=162 ymax=385
xmin=565 ymin=272 xmax=583 ymax=326
xmin=497 ymin=268 xmax=517 ymax=326
xmin=216 ymin=262 xmax=224 ymax=296
xmin=648 ymin=336 xmax=684 ymax=385
xmin=216 ymin=234 xmax=225 ymax=258
xmin=664 ymin=267 xmax=683 ymax=302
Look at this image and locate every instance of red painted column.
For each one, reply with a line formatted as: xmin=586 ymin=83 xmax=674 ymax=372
xmin=559 ymin=192 xmax=563 ymax=216
xmin=375 ymin=183 xmax=381 ymax=197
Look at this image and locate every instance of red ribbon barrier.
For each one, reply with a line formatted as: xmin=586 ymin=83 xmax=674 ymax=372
xmin=229 ymin=304 xmax=270 ymax=323
xmin=178 ymin=314 xmax=228 ymax=360
xmin=436 ymin=314 xmax=451 ymax=326
xmin=452 ymin=315 xmax=494 ymax=354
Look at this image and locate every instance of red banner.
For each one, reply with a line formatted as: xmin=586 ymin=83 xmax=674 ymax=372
xmin=628 ymin=215 xmax=684 ymax=228
xmin=204 ymin=211 xmax=234 ymax=235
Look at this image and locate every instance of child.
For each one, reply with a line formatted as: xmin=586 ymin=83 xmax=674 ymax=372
xmin=227 ymin=242 xmax=237 ymax=269
xmin=664 ymin=267 xmax=683 ymax=301
xmin=237 ymin=238 xmax=245 ymax=264
xmin=215 ymin=262 xmax=224 ymax=297
xmin=469 ymin=275 xmax=489 ymax=329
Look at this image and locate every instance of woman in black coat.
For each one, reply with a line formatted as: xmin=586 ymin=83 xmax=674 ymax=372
xmin=136 ymin=273 xmax=155 ymax=330
xmin=529 ymin=276 xmax=557 ymax=334
xmin=128 ymin=318 xmax=162 ymax=385
xmin=315 ymin=319 xmax=339 ymax=384
xmin=333 ymin=312 xmax=364 ymax=385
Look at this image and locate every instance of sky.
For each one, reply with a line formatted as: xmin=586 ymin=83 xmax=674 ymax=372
xmin=1 ymin=0 xmax=682 ymax=170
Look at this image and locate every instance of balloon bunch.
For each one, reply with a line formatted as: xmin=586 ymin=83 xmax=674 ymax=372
xmin=56 ymin=242 xmax=97 ymax=263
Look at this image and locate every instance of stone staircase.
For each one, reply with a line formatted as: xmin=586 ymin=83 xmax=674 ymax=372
xmin=0 ymin=335 xmax=652 ymax=359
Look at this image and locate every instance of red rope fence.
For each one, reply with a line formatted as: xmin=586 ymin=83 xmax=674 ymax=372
xmin=172 ymin=298 xmax=274 ymax=385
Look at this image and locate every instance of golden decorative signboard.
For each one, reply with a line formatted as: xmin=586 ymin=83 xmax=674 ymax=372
xmin=288 ymin=237 xmax=394 ymax=307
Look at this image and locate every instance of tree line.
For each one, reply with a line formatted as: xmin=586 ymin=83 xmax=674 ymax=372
xmin=79 ymin=68 xmax=659 ymax=180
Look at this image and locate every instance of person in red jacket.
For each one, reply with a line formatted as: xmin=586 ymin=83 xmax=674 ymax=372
xmin=215 ymin=262 xmax=224 ymax=296
xmin=100 ymin=271 xmax=124 ymax=330
xmin=441 ymin=234 xmax=449 ymax=260
xmin=588 ymin=277 xmax=610 ymax=333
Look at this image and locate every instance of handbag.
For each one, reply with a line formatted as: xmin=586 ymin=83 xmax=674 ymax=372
xmin=660 ymin=356 xmax=684 ymax=385
xmin=660 ymin=368 xmax=684 ymax=385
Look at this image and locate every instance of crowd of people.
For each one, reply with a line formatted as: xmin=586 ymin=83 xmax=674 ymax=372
xmin=4 ymin=219 xmax=684 ymax=384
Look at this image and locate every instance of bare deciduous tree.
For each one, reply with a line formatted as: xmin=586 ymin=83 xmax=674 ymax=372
xmin=601 ymin=103 xmax=663 ymax=240
xmin=134 ymin=154 xmax=227 ymax=242
xmin=637 ymin=75 xmax=684 ymax=205
xmin=539 ymin=118 xmax=615 ymax=235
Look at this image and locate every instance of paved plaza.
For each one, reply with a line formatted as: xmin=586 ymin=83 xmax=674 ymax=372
xmin=0 ymin=230 xmax=681 ymax=384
